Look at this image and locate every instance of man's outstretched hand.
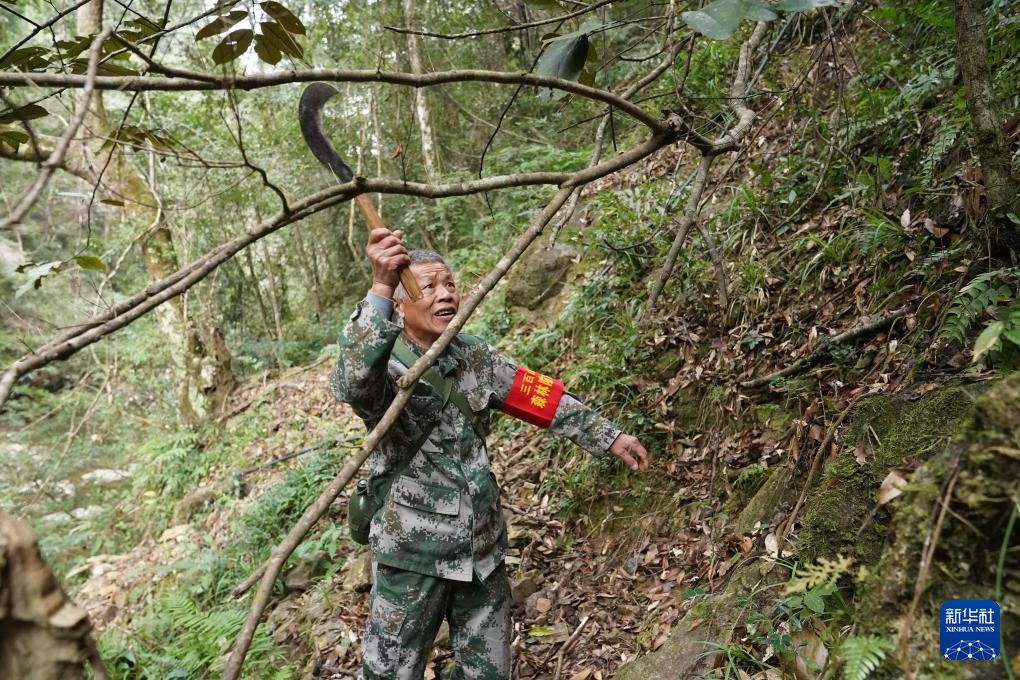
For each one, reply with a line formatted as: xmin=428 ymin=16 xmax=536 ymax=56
xmin=609 ymin=433 xmax=650 ymax=472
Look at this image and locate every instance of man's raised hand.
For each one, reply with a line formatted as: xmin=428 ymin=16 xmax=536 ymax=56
xmin=366 ymin=228 xmax=410 ymax=298
xmin=609 ymin=433 xmax=651 ymax=472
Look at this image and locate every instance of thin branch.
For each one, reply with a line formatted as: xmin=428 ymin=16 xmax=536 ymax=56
xmin=222 ymin=89 xmax=289 ymax=212
xmin=0 ymin=28 xmax=111 ymax=232
xmin=696 ymin=221 xmax=728 ymax=310
xmin=642 ymin=22 xmax=770 ymax=314
xmin=741 ymin=306 xmax=910 ymax=389
xmin=384 ymin=0 xmax=615 ymax=39
xmin=0 ymin=126 xmax=678 ymax=411
xmin=219 ymin=185 xmax=576 ymax=680
xmin=0 ymin=68 xmax=666 ymax=132
xmin=642 ymin=153 xmax=712 ymax=314
xmin=0 ymin=3 xmax=40 ymax=28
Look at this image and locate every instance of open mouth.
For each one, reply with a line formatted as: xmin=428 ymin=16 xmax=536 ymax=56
xmin=435 ymin=308 xmax=456 ymax=319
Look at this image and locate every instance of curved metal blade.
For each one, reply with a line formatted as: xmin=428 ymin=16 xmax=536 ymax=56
xmin=298 ymin=82 xmax=354 ymax=183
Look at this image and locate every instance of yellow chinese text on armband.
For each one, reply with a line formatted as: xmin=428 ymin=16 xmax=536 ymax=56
xmin=498 ymin=367 xmax=564 ymax=428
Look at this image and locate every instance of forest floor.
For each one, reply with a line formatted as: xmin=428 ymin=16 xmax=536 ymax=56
xmin=71 ymin=357 xmax=724 ymax=680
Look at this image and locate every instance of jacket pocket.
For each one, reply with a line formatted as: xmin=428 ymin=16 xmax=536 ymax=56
xmin=390 ymin=475 xmax=460 ymax=516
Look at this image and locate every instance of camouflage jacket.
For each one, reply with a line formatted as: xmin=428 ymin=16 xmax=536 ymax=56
xmin=329 ymin=295 xmax=621 ymax=582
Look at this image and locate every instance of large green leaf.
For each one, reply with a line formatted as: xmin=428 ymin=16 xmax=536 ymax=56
xmin=254 ymin=33 xmax=282 ymax=65
xmin=0 ymin=128 xmax=30 ymax=146
xmin=212 ymin=29 xmax=254 ymax=65
xmin=260 ymin=2 xmax=305 ymax=35
xmin=0 ymin=104 xmax=48 ymax=125
xmin=535 ymin=31 xmax=592 ymax=99
xmin=973 ymin=321 xmax=1005 ymax=361
xmin=74 ymin=255 xmax=107 ymax=272
xmin=196 ymin=10 xmax=249 ymax=41
xmin=259 ymin=21 xmax=303 ymax=59
xmin=682 ymin=0 xmax=777 ymax=40
xmin=0 ymin=46 xmax=50 ymax=70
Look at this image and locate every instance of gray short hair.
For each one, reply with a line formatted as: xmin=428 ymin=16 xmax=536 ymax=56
xmin=394 ymin=249 xmax=451 ymax=300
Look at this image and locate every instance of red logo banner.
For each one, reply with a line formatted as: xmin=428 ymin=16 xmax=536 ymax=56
xmin=499 ymin=367 xmax=564 ymax=428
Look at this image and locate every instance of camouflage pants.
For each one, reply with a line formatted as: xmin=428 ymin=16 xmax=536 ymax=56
xmin=360 ymin=562 xmax=511 ymax=680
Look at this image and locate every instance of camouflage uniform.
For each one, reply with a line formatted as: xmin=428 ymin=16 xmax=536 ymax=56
xmin=330 ymin=294 xmax=621 ymax=680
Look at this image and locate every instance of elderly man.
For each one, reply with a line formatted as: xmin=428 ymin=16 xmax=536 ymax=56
xmin=330 ymin=227 xmax=651 ymax=680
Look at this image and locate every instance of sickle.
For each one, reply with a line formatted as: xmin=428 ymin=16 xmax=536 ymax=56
xmin=299 ymin=82 xmax=423 ymax=301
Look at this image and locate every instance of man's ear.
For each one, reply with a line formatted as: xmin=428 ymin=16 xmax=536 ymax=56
xmin=394 ymin=299 xmax=405 ymax=319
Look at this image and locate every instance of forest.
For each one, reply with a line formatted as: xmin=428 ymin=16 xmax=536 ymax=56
xmin=1 ymin=0 xmax=1019 ymax=678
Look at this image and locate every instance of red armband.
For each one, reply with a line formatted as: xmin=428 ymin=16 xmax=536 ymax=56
xmin=499 ymin=367 xmax=564 ymax=428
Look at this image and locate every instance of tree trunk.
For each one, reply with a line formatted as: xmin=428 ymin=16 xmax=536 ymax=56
xmin=0 ymin=512 xmax=102 ymax=680
xmin=402 ymin=0 xmax=441 ymax=181
xmin=243 ymin=247 xmax=276 ymax=340
xmin=290 ymin=227 xmax=324 ymax=316
xmin=953 ymin=0 xmax=1020 ymax=255
xmin=400 ymin=0 xmax=441 ymax=251
xmin=259 ymin=239 xmax=286 ymax=362
xmin=68 ymin=0 xmax=236 ymax=425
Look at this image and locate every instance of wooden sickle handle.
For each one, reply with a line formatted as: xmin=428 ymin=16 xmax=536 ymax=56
xmin=355 ymin=194 xmax=423 ymax=302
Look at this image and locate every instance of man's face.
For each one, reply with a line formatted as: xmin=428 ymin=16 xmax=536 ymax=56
xmin=395 ymin=262 xmax=461 ymax=347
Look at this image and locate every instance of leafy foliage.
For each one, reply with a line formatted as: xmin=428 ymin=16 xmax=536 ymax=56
xmin=535 ymin=27 xmax=598 ymax=94
xmin=937 ymin=269 xmax=1017 ymax=344
xmin=682 ymin=0 xmax=838 ymax=40
xmin=784 ymin=555 xmax=854 ymax=594
xmin=840 ymin=635 xmax=893 ymax=680
xmin=101 ymin=591 xmax=296 ymax=679
xmin=195 ymin=2 xmax=305 ymax=65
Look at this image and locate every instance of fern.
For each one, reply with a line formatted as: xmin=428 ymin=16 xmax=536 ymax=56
xmin=156 ymin=592 xmax=294 ymax=679
xmin=921 ymin=119 xmax=960 ymax=184
xmin=785 ymin=555 xmax=854 ymax=594
xmin=841 ymin=635 xmax=893 ymax=680
xmin=938 ymin=269 xmax=1017 ymax=344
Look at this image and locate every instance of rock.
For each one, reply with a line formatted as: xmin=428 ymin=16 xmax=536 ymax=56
xmin=158 ymin=524 xmax=194 ymax=543
xmin=173 ymin=484 xmax=219 ymax=522
xmin=40 ymin=512 xmax=73 ymax=524
xmin=81 ymin=469 xmax=130 ymax=485
xmin=613 ymin=560 xmax=781 ymax=680
xmin=733 ymin=467 xmax=794 ymax=536
xmin=506 ymin=524 xmax=530 ymax=548
xmin=70 ymin=506 xmax=104 ymax=520
xmin=512 ymin=573 xmax=541 ymax=606
xmin=504 ymin=242 xmax=576 ymax=310
xmin=525 ymin=589 xmax=552 ymax=618
xmin=284 ymin=550 xmax=327 ymax=593
xmin=341 ymin=551 xmax=373 ymax=593
xmin=53 ymin=481 xmax=75 ymax=496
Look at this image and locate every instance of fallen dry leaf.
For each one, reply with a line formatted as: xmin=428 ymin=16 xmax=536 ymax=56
xmin=877 ymin=469 xmax=911 ymax=505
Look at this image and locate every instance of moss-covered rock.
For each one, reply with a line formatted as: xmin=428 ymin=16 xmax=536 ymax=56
xmin=504 ymin=242 xmax=577 ymax=310
xmin=853 ymin=374 xmax=1020 ymax=679
xmin=797 ymin=384 xmax=977 ymax=565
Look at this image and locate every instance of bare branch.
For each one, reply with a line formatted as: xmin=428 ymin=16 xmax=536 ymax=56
xmin=642 ymin=22 xmax=770 ymax=314
xmin=384 ymin=0 xmax=616 ymax=39
xmin=0 ymin=28 xmax=111 ymax=232
xmin=0 ymin=68 xmax=666 ymax=132
xmin=741 ymin=306 xmax=910 ymax=389
xmin=0 ymin=126 xmax=678 ymax=410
